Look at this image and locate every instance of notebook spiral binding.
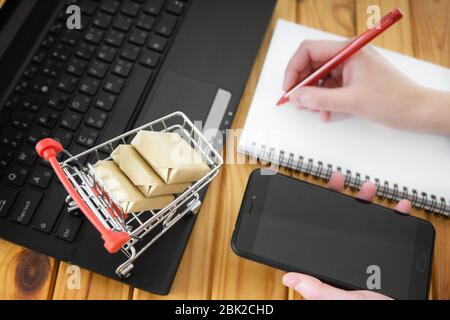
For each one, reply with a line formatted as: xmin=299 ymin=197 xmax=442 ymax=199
xmin=244 ymin=142 xmax=450 ymax=218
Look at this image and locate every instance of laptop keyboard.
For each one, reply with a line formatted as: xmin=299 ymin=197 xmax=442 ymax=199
xmin=0 ymin=0 xmax=188 ymax=242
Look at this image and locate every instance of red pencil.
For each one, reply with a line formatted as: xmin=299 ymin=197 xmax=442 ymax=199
xmin=276 ymin=8 xmax=404 ymax=106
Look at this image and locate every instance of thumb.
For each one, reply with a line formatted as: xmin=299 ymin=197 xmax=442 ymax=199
xmin=290 ymin=86 xmax=355 ymax=113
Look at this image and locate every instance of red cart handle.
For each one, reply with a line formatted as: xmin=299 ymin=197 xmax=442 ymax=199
xmin=36 ymin=138 xmax=130 ymax=253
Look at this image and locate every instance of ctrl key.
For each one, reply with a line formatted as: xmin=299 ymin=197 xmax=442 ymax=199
xmin=0 ymin=186 xmax=18 ymax=217
xmin=56 ymin=214 xmax=82 ymax=242
xmin=10 ymin=189 xmax=43 ymax=225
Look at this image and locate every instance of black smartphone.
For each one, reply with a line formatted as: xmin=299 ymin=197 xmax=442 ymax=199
xmin=232 ymin=169 xmax=435 ymax=300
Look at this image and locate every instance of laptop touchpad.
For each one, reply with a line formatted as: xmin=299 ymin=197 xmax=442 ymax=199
xmin=138 ymin=70 xmax=232 ymax=133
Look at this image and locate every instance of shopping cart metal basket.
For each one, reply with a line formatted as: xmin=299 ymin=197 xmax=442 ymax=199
xmin=35 ymin=112 xmax=223 ymax=278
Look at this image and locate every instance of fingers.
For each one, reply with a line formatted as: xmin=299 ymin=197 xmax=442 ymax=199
xmin=289 ymin=86 xmax=355 ymax=113
xmin=329 ymin=172 xmax=412 ymax=214
xmin=283 ymin=273 xmax=353 ymax=300
xmin=327 ymin=172 xmax=345 ymax=192
xmin=283 ymin=40 xmax=348 ymax=91
xmin=283 ymin=273 xmax=392 ymax=300
xmin=394 ymin=199 xmax=412 ymax=215
xmin=356 ymin=182 xmax=378 ymax=202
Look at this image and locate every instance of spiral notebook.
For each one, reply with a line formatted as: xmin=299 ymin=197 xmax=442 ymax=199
xmin=239 ymin=20 xmax=450 ymax=217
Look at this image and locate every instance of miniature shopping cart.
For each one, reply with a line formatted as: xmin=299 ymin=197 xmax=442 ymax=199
xmin=35 ymin=112 xmax=223 ymax=279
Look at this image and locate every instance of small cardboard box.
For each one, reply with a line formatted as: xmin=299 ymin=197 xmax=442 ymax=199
xmin=93 ymin=161 xmax=173 ymax=213
xmin=111 ymin=145 xmax=190 ymax=197
xmin=131 ymin=131 xmax=210 ymax=184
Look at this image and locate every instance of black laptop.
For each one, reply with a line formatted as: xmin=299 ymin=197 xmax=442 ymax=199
xmin=0 ymin=0 xmax=275 ymax=294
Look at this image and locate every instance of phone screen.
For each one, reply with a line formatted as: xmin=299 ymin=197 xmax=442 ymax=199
xmin=234 ymin=172 xmax=434 ymax=300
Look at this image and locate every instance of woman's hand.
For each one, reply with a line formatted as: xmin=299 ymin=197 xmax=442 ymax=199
xmin=283 ymin=40 xmax=450 ymax=134
xmin=281 ymin=172 xmax=412 ymax=300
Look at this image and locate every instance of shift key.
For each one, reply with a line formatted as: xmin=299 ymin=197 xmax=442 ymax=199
xmin=10 ymin=189 xmax=43 ymax=225
xmin=32 ymin=184 xmax=67 ymax=233
xmin=0 ymin=186 xmax=18 ymax=217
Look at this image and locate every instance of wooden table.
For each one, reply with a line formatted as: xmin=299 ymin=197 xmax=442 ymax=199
xmin=1 ymin=0 xmax=449 ymax=300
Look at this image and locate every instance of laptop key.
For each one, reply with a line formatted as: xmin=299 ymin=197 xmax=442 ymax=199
xmin=100 ymin=0 xmax=120 ymax=14
xmin=86 ymin=109 xmax=108 ymax=129
xmin=79 ymin=76 xmax=101 ymax=96
xmin=11 ymin=111 xmax=34 ymax=130
xmin=112 ymin=59 xmax=133 ymax=78
xmin=24 ymin=65 xmax=39 ymax=79
xmin=38 ymin=108 xmax=60 ymax=129
xmin=32 ymin=185 xmax=66 ymax=233
xmin=42 ymin=59 xmax=64 ymax=78
xmin=57 ymin=75 xmax=80 ymax=94
xmin=1 ymin=128 xmax=24 ymax=149
xmin=120 ymin=43 xmax=141 ymax=61
xmin=166 ymin=0 xmax=185 ymax=15
xmin=70 ymin=94 xmax=92 ymax=113
xmin=76 ymin=126 xmax=99 ymax=147
xmin=21 ymin=93 xmax=44 ymax=113
xmin=0 ymin=186 xmax=18 ymax=217
xmin=148 ymin=35 xmax=167 ymax=52
xmin=56 ymin=213 xmax=82 ymax=242
xmin=5 ymin=166 xmax=30 ymax=186
xmin=76 ymin=42 xmax=97 ymax=60
xmin=16 ymin=144 xmax=38 ymax=166
xmin=104 ymin=75 xmax=125 ymax=94
xmin=14 ymin=80 xmax=29 ymax=94
xmin=88 ymin=60 xmax=108 ymax=79
xmin=0 ymin=147 xmax=13 ymax=169
xmin=105 ymin=29 xmax=125 ymax=47
xmin=27 ymin=127 xmax=51 ymax=145
xmin=144 ymin=0 xmax=165 ymax=16
xmin=4 ymin=95 xmax=20 ymax=110
xmin=61 ymin=111 xmax=82 ymax=131
xmin=113 ymin=15 xmax=133 ymax=32
xmin=95 ymin=91 xmax=116 ymax=111
xmin=60 ymin=30 xmax=82 ymax=46
xmin=128 ymin=28 xmax=148 ymax=46
xmin=140 ymin=50 xmax=160 ymax=68
xmin=155 ymin=13 xmax=178 ymax=37
xmin=53 ymin=129 xmax=74 ymax=148
xmin=122 ymin=0 xmax=141 ymax=17
xmin=80 ymin=0 xmax=98 ymax=16
xmin=97 ymin=45 xmax=117 ymax=63
xmin=32 ymin=76 xmax=53 ymax=95
xmin=136 ymin=14 xmax=155 ymax=31
xmin=67 ymin=58 xmax=88 ymax=76
xmin=51 ymin=44 xmax=72 ymax=62
xmin=29 ymin=166 xmax=53 ymax=189
xmin=92 ymin=11 xmax=113 ymax=29
xmin=84 ymin=27 xmax=104 ymax=44
xmin=48 ymin=91 xmax=70 ymax=111
xmin=10 ymin=189 xmax=42 ymax=225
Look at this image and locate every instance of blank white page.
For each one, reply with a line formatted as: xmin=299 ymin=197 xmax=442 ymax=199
xmin=239 ymin=19 xmax=450 ymax=200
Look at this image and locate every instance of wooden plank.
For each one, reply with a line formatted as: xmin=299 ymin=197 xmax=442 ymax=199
xmin=208 ymin=0 xmax=298 ymax=300
xmin=52 ymin=262 xmax=131 ymax=300
xmin=410 ymin=0 xmax=450 ymax=300
xmin=356 ymin=0 xmax=414 ymax=55
xmin=0 ymin=240 xmax=57 ymax=299
xmin=297 ymin=0 xmax=356 ymax=37
xmin=410 ymin=0 xmax=450 ymax=67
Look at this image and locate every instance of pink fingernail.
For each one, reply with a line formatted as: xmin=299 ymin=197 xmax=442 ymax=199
xmin=283 ymin=274 xmax=301 ymax=288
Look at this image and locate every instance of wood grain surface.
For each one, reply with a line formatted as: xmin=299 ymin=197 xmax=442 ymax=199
xmin=0 ymin=0 xmax=448 ymax=300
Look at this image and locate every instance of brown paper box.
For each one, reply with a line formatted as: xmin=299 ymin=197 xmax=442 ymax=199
xmin=93 ymin=161 xmax=173 ymax=213
xmin=131 ymin=131 xmax=210 ymax=184
xmin=111 ymin=145 xmax=190 ymax=197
